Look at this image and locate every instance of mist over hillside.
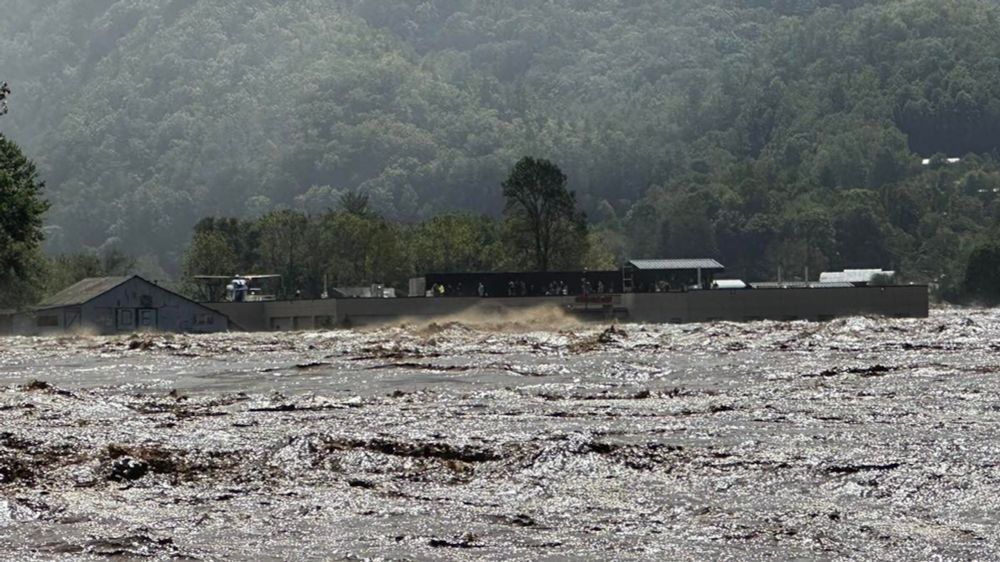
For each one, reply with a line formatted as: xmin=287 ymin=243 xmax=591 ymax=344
xmin=3 ymin=0 xmax=1000 ymax=284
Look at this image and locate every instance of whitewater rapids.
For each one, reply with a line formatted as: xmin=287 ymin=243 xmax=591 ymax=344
xmin=1 ymin=308 xmax=997 ymax=560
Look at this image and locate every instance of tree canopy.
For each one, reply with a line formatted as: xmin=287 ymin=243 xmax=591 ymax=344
xmin=502 ymin=157 xmax=586 ymax=271
xmin=0 ymin=82 xmax=9 ymax=116
xmin=963 ymin=242 xmax=1000 ymax=303
xmin=0 ymin=131 xmax=49 ymax=308
xmin=3 ymin=1 xmax=1000 ymax=295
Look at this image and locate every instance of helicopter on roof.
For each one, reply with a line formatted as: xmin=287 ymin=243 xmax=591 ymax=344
xmin=193 ymin=274 xmax=281 ymax=303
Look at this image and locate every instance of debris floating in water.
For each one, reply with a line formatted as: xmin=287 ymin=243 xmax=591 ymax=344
xmin=0 ymin=308 xmax=998 ymax=559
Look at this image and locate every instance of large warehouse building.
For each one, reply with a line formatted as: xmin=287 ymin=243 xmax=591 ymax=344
xmin=5 ymin=276 xmax=229 ymax=335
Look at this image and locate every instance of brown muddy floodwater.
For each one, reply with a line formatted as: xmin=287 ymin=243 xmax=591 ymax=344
xmin=1 ymin=306 xmax=999 ymax=560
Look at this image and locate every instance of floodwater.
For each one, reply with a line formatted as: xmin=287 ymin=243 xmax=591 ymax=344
xmin=1 ymin=307 xmax=999 ymax=560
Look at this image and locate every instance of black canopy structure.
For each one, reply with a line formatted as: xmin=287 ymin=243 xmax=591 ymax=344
xmin=420 ymin=270 xmax=622 ymax=298
xmin=623 ymin=259 xmax=725 ymax=292
xmin=414 ymin=258 xmax=726 ymax=297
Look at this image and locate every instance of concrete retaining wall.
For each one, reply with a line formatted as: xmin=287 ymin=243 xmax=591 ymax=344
xmin=209 ymin=296 xmax=580 ymax=332
xmin=624 ymin=285 xmax=929 ymax=323
xmin=207 ymin=286 xmax=928 ymax=332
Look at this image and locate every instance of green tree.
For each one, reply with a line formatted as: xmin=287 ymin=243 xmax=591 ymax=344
xmin=46 ymin=246 xmax=137 ymax=296
xmin=22 ymin=0 xmax=1000 ymax=299
xmin=963 ymin=242 xmax=1000 ymax=303
xmin=0 ymin=82 xmax=9 ymax=116
xmin=501 ymin=157 xmax=587 ymax=271
xmin=339 ymin=190 xmax=373 ymax=217
xmin=0 ymin=131 xmax=50 ymax=308
xmin=776 ymin=204 xmax=836 ymax=279
xmin=833 ymin=190 xmax=891 ymax=268
xmin=190 ymin=217 xmax=259 ymax=272
xmin=318 ymin=211 xmax=407 ymax=289
xmin=583 ymin=228 xmax=625 ymax=270
xmin=662 ymin=191 xmax=718 ymax=258
xmin=258 ymin=210 xmax=309 ymax=297
xmin=624 ymin=200 xmax=662 ymax=259
xmin=411 ymin=214 xmax=499 ymax=274
xmin=182 ymin=231 xmax=239 ymax=278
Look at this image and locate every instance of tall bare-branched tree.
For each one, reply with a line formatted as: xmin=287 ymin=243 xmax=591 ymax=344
xmin=501 ymin=157 xmax=587 ymax=271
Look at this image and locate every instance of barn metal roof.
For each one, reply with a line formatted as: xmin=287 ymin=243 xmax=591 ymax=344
xmin=36 ymin=276 xmax=132 ymax=310
xmin=627 ymin=259 xmax=725 ymax=271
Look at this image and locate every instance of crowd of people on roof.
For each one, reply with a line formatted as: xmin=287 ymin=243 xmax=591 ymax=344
xmin=426 ymin=274 xmax=725 ymax=298
xmin=427 ymin=278 xmax=732 ymax=297
xmin=428 ymin=277 xmax=624 ymax=298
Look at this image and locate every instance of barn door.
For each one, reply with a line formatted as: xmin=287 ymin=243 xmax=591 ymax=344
xmin=138 ymin=309 xmax=158 ymax=331
xmin=64 ymin=308 xmax=82 ymax=330
xmin=116 ymin=308 xmax=136 ymax=331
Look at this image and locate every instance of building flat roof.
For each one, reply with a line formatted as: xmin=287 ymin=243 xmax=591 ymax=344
xmin=627 ymin=259 xmax=724 ymax=271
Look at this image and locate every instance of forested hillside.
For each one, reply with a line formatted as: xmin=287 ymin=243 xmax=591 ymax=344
xmin=3 ymin=0 xmax=1000 ymax=292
